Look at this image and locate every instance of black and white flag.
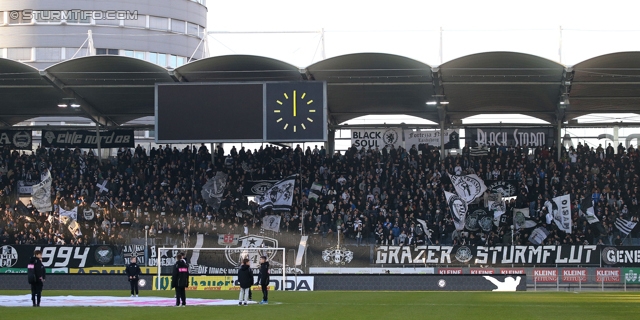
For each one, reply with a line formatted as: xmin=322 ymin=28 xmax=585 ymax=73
xmin=546 ymin=194 xmax=572 ymax=233
xmin=528 ymin=226 xmax=550 ymax=245
xmin=262 ymin=215 xmax=282 ymax=232
xmin=201 ymin=172 xmax=228 ymax=210
xmin=579 ymin=195 xmax=599 ymax=224
xmin=96 ymin=180 xmax=109 ymax=194
xmin=32 ymin=170 xmax=52 ymax=212
xmin=416 ymin=218 xmax=433 ymax=238
xmin=308 ymin=182 xmax=323 ymax=200
xmin=59 ymin=207 xmax=78 ymax=221
xmin=258 ymin=175 xmax=296 ymax=212
xmin=445 ymin=191 xmax=468 ymax=231
xmin=615 ymin=218 xmax=637 ymax=236
xmin=449 ymin=174 xmax=487 ymax=204
xmin=83 ymin=208 xmax=95 ymax=221
xmin=485 ymin=193 xmax=503 ymax=208
xmin=513 ymin=207 xmax=537 ymax=230
xmin=470 ymin=146 xmax=489 ymax=157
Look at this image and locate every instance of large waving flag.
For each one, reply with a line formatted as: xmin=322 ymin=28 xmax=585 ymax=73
xmin=445 ymin=191 xmax=468 ymax=231
xmin=449 ymin=174 xmax=487 ymax=204
xmin=258 ymin=175 xmax=297 ymax=212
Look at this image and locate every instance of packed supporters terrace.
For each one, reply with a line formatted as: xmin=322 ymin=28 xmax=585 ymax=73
xmin=0 ymin=140 xmax=637 ymax=250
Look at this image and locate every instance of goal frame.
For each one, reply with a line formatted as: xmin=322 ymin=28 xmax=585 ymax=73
xmin=155 ymin=247 xmax=286 ymax=290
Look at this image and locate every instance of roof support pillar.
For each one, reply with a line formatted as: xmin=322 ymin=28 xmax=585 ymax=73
xmin=440 ymin=119 xmax=446 ymax=161
xmin=556 ymin=119 xmax=562 ymax=162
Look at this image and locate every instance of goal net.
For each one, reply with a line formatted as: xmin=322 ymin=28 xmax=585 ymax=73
xmin=154 ymin=247 xmax=286 ymax=291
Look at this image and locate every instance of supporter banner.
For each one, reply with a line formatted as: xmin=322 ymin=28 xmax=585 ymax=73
xmin=485 ymin=180 xmax=519 ymax=197
xmin=445 ymin=191 xmax=467 ymax=231
xmin=153 ymin=275 xmax=314 ymax=291
xmin=351 ymin=128 xmax=402 ymax=149
xmin=123 ymin=244 xmax=149 ymax=265
xmin=41 ymin=130 xmax=134 ymax=148
xmin=600 ymin=246 xmax=640 ymax=267
xmin=31 ymin=170 xmax=52 ymax=212
xmin=217 ymin=234 xmax=240 ymax=246
xmin=623 ymin=268 xmax=640 ymax=284
xmin=258 ymin=175 xmax=296 ymax=212
xmin=201 ymin=172 xmax=227 ymax=210
xmin=449 ymin=174 xmax=487 ymax=204
xmin=466 ymin=127 xmax=555 ymax=147
xmin=548 ymin=195 xmax=572 ymax=233
xmin=17 ymin=180 xmax=38 ymax=195
xmin=69 ymin=267 xmax=157 ymax=274
xmin=404 ymin=129 xmax=460 ymax=149
xmin=1 ymin=245 xmax=116 ymax=268
xmin=0 ymin=267 xmax=68 ymax=274
xmin=0 ymin=130 xmax=32 ymax=150
xmin=374 ymin=245 xmax=599 ymax=266
xmin=243 ymin=180 xmax=278 ymax=196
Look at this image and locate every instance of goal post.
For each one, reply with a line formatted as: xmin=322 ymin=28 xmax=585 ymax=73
xmin=155 ymin=247 xmax=286 ymax=291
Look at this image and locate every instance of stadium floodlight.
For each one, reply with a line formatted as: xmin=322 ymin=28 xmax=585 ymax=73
xmin=57 ymin=102 xmax=68 ymax=108
xmin=426 ymin=101 xmax=437 ymax=105
xmin=70 ymin=103 xmax=81 ymax=108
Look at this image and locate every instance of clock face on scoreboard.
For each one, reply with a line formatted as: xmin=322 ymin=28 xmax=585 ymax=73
xmin=264 ymin=81 xmax=327 ymax=142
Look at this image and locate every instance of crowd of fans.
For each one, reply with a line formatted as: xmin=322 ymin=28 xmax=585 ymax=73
xmin=0 ymin=140 xmax=638 ymax=249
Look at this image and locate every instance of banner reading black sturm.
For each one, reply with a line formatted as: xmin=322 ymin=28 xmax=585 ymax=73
xmin=0 ymin=130 xmax=32 ymax=150
xmin=41 ymin=130 xmax=134 ymax=148
xmin=1 ymin=245 xmax=116 ymax=268
xmin=465 ymin=127 xmax=555 ymax=147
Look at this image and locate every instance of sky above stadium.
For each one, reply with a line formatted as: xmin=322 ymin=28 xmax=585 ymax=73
xmin=207 ymin=0 xmax=640 ymax=67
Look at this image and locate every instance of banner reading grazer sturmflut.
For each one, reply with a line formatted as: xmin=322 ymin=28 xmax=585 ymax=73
xmin=41 ymin=130 xmax=134 ymax=148
xmin=374 ymin=245 xmax=600 ymax=266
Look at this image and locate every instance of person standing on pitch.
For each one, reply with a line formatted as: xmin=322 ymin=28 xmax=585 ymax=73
xmin=256 ymin=256 xmax=270 ymax=304
xmin=27 ymin=250 xmax=45 ymax=307
xmin=237 ymin=258 xmax=253 ymax=306
xmin=126 ymin=256 xmax=141 ymax=297
xmin=171 ymin=253 xmax=189 ymax=307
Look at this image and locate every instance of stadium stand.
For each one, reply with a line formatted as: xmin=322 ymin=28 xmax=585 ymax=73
xmin=0 ymin=140 xmax=638 ymax=250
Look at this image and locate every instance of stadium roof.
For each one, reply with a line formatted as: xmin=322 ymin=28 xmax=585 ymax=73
xmin=0 ymin=51 xmax=639 ymax=127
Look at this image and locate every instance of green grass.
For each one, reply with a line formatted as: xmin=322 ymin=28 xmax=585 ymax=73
xmin=0 ymin=290 xmax=639 ymax=319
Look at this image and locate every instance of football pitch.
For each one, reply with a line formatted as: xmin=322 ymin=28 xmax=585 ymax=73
xmin=0 ymin=290 xmax=639 ymax=319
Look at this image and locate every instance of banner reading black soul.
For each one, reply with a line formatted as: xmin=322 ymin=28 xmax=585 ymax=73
xmin=1 ymin=245 xmax=116 ymax=268
xmin=0 ymin=130 xmax=32 ymax=150
xmin=41 ymin=130 xmax=134 ymax=148
xmin=465 ymin=127 xmax=555 ymax=147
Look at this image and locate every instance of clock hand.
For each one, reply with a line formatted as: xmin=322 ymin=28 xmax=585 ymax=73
xmin=293 ymin=90 xmax=297 ymax=117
